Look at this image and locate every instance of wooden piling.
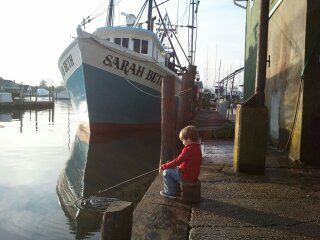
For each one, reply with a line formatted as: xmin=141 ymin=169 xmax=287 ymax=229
xmin=101 ymin=200 xmax=133 ymax=240
xmin=160 ymin=75 xmax=176 ymax=164
xmin=177 ymin=65 xmax=197 ymax=132
xmin=51 ymin=86 xmax=55 ymax=102
xmin=35 ymin=86 xmax=38 ymax=102
xmin=20 ymin=83 xmax=24 ymax=101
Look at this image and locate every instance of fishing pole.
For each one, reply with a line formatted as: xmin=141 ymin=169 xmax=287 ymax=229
xmin=74 ymin=167 xmax=160 ymax=210
xmin=98 ymin=167 xmax=160 ymax=194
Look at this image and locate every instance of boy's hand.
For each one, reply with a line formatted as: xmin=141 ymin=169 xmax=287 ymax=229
xmin=160 ymin=164 xmax=165 ymax=170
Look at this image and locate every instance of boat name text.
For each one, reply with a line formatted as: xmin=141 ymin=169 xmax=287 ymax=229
xmin=60 ymin=55 xmax=74 ymax=77
xmin=103 ymin=54 xmax=163 ymax=86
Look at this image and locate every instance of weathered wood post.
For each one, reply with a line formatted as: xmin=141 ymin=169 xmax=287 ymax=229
xmin=101 ymin=201 xmax=133 ymax=240
xmin=177 ymin=65 xmax=197 ymax=132
xmin=52 ymin=86 xmax=55 ymax=102
xmin=160 ymin=75 xmax=176 ymax=164
xmin=48 ymin=87 xmax=51 ymax=102
xmin=35 ymin=86 xmax=38 ymax=103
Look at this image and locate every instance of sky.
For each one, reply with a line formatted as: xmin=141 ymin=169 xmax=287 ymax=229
xmin=0 ymin=0 xmax=246 ymax=89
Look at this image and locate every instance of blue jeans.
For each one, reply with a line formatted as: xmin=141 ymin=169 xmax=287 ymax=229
xmin=163 ymin=168 xmax=182 ymax=195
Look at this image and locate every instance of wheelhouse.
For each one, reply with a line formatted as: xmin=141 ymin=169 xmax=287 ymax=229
xmin=93 ymin=26 xmax=166 ymax=64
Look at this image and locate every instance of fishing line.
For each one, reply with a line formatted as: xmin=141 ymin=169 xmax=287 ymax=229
xmin=74 ymin=168 xmax=160 ymax=211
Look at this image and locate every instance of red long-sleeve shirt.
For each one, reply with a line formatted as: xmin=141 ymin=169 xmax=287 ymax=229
xmin=161 ymin=143 xmax=202 ymax=182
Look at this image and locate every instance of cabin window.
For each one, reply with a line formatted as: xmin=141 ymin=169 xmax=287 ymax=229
xmin=141 ymin=40 xmax=148 ymax=54
xmin=114 ymin=38 xmax=121 ymax=45
xmin=122 ymin=38 xmax=129 ymax=48
xmin=106 ymin=38 xmax=110 ymax=41
xmin=133 ymin=39 xmax=141 ymax=53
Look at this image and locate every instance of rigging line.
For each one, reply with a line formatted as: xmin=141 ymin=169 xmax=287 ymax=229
xmin=176 ymin=3 xmax=188 ymax=50
xmin=84 ymin=0 xmax=125 ymax=26
xmin=87 ymin=0 xmax=109 ymax=19
xmin=114 ymin=0 xmax=125 ymax=6
xmin=153 ymin=0 xmax=171 ymax=8
xmin=122 ymin=76 xmax=162 ymax=99
xmin=134 ymin=0 xmax=148 ymax=27
xmin=164 ymin=10 xmax=190 ymax=64
xmin=153 ymin=0 xmax=182 ymax=67
xmin=174 ymin=0 xmax=189 ymax=26
xmin=174 ymin=0 xmax=189 ymax=45
xmin=88 ymin=8 xmax=109 ymax=23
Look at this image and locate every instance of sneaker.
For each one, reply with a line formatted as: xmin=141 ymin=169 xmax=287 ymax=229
xmin=160 ymin=190 xmax=177 ymax=199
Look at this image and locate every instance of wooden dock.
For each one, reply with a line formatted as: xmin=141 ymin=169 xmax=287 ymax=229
xmin=193 ymin=109 xmax=235 ymax=139
xmin=0 ymin=101 xmax=54 ymax=110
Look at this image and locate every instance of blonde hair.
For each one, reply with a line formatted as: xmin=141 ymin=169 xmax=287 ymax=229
xmin=179 ymin=125 xmax=199 ymax=142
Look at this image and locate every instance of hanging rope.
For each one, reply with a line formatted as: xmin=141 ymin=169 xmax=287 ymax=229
xmin=122 ymin=77 xmax=162 ymax=99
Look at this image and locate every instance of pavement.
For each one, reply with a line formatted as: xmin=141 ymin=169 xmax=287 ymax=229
xmin=132 ymin=140 xmax=320 ymax=240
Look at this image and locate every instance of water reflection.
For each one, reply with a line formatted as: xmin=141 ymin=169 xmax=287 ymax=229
xmin=0 ymin=113 xmax=12 ymax=122
xmin=0 ymin=101 xmax=160 ymax=239
xmin=57 ymin=126 xmax=161 ymax=239
xmin=0 ymin=108 xmax=55 ymax=133
xmin=0 ymin=100 xmax=78 ymax=240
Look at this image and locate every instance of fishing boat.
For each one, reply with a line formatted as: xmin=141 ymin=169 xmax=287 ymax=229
xmin=58 ymin=0 xmax=186 ymax=133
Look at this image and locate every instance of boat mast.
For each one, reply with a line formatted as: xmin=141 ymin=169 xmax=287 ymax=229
xmin=147 ymin=0 xmax=153 ymax=30
xmin=190 ymin=0 xmax=195 ymax=65
xmin=107 ymin=0 xmax=114 ymax=26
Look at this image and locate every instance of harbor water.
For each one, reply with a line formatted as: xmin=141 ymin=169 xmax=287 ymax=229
xmin=0 ymin=100 xmax=160 ymax=240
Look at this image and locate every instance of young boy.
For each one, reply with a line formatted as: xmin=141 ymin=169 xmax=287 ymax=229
xmin=160 ymin=125 xmax=202 ymax=199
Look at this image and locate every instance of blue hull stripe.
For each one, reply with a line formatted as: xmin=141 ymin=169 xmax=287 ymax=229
xmin=67 ymin=63 xmax=164 ymax=125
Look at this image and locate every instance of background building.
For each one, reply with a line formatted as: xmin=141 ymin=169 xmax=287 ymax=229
xmin=243 ymin=0 xmax=320 ymax=165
